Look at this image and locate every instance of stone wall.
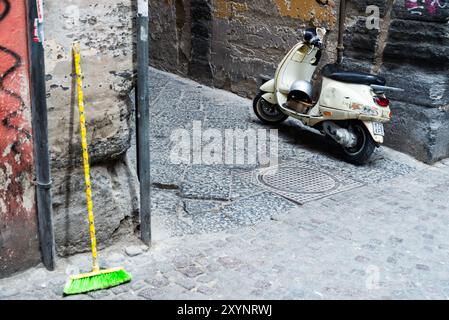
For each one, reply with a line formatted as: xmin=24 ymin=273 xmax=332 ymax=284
xmin=343 ymin=0 xmax=449 ymax=163
xmin=149 ymin=0 xmax=338 ymax=95
xmin=149 ymin=0 xmax=449 ymax=163
xmin=0 ymin=0 xmax=40 ymax=278
xmin=44 ymin=0 xmax=139 ymax=256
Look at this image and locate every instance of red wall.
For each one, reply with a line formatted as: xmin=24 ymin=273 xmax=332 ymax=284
xmin=0 ymin=0 xmax=40 ymax=277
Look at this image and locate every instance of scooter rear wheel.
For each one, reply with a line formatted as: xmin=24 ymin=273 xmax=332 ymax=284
xmin=253 ymin=92 xmax=289 ymax=124
xmin=341 ymin=122 xmax=376 ymax=165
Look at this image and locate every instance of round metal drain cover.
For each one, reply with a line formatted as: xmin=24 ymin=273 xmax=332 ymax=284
xmin=258 ymin=166 xmax=339 ymax=194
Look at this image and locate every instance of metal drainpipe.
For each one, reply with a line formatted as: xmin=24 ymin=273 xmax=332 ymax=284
xmin=136 ymin=0 xmax=151 ymax=245
xmin=337 ymin=0 xmax=346 ymax=64
xmin=27 ymin=0 xmax=55 ymax=270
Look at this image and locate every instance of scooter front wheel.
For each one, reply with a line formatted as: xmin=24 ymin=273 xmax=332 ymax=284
xmin=341 ymin=122 xmax=376 ymax=165
xmin=253 ymin=92 xmax=289 ymax=124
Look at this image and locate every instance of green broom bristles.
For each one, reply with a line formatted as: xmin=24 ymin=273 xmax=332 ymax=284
xmin=63 ymin=267 xmax=132 ymax=296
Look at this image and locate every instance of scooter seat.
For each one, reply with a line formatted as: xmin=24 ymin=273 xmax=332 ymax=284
xmin=321 ymin=64 xmax=386 ymax=86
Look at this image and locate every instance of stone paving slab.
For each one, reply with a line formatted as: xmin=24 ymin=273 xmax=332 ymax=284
xmin=181 ymin=166 xmax=233 ymax=201
xmin=151 ymin=164 xmax=187 ymax=188
xmin=2 ymin=163 xmax=449 ymax=300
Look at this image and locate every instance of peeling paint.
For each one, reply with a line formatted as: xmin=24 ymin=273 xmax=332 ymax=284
xmin=214 ymin=0 xmax=248 ymax=19
xmin=161 ymin=0 xmax=336 ymax=25
xmin=274 ymin=0 xmax=336 ymax=25
xmin=0 ymin=0 xmax=40 ymax=278
xmin=0 ymin=198 xmax=6 ymax=213
xmin=2 ymin=143 xmax=12 ymax=157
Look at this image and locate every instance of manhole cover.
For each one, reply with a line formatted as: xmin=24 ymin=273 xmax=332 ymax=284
xmin=258 ymin=167 xmax=339 ymax=194
xmin=241 ymin=161 xmax=365 ymax=205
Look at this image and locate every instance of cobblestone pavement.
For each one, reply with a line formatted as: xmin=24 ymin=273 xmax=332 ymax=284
xmin=1 ymin=68 xmax=449 ymax=299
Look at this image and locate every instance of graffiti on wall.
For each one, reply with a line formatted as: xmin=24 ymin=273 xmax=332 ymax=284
xmin=0 ymin=0 xmax=33 ymax=211
xmin=0 ymin=1 xmax=30 ymax=139
xmin=0 ymin=0 xmax=38 ymax=275
xmin=405 ymin=0 xmax=447 ymax=15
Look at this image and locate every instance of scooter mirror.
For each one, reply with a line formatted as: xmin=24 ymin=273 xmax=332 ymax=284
xmin=316 ymin=27 xmax=327 ymax=40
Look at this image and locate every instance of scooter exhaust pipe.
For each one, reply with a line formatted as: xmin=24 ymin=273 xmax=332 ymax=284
xmin=323 ymin=121 xmax=357 ymax=148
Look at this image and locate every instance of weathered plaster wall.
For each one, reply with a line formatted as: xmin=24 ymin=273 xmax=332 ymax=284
xmin=0 ymin=0 xmax=40 ymax=278
xmin=149 ymin=0 xmax=449 ymax=163
xmin=43 ymin=0 xmax=139 ymax=256
xmin=150 ymin=0 xmax=338 ymax=95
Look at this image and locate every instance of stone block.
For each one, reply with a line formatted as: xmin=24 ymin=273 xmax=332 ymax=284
xmin=385 ymin=101 xmax=449 ymax=163
xmin=51 ymin=160 xmax=138 ymax=256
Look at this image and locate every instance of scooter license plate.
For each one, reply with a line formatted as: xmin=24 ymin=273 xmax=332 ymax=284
xmin=372 ymin=122 xmax=385 ymax=136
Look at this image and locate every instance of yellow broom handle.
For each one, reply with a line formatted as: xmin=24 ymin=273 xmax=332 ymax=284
xmin=72 ymin=42 xmax=99 ymax=272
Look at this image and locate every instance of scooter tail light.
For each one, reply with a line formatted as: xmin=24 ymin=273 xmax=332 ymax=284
xmin=374 ymin=96 xmax=390 ymax=107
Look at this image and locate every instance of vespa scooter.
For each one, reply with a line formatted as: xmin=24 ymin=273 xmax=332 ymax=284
xmin=253 ymin=27 xmax=402 ymax=165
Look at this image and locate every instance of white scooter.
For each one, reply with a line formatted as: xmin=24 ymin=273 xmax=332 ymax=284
xmin=253 ymin=27 xmax=403 ymax=165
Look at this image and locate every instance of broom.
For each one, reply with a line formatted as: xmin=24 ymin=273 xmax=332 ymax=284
xmin=63 ymin=42 xmax=132 ymax=296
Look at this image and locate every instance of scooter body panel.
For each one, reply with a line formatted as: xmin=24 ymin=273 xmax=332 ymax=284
xmin=262 ymin=92 xmax=276 ymax=104
xmin=260 ymin=79 xmax=275 ymax=93
xmin=362 ymin=121 xmax=385 ymax=144
xmin=260 ymin=76 xmax=390 ymax=142
xmin=275 ymin=42 xmax=319 ymax=95
xmin=254 ymin=27 xmax=394 ymax=164
xmin=318 ymin=77 xmax=391 ymax=123
xmin=257 ymin=32 xmax=391 ymax=149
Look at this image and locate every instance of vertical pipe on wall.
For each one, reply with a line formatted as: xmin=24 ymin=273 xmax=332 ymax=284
xmin=136 ymin=0 xmax=151 ymax=245
xmin=337 ymin=0 xmax=346 ymax=64
xmin=27 ymin=0 xmax=55 ymax=270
